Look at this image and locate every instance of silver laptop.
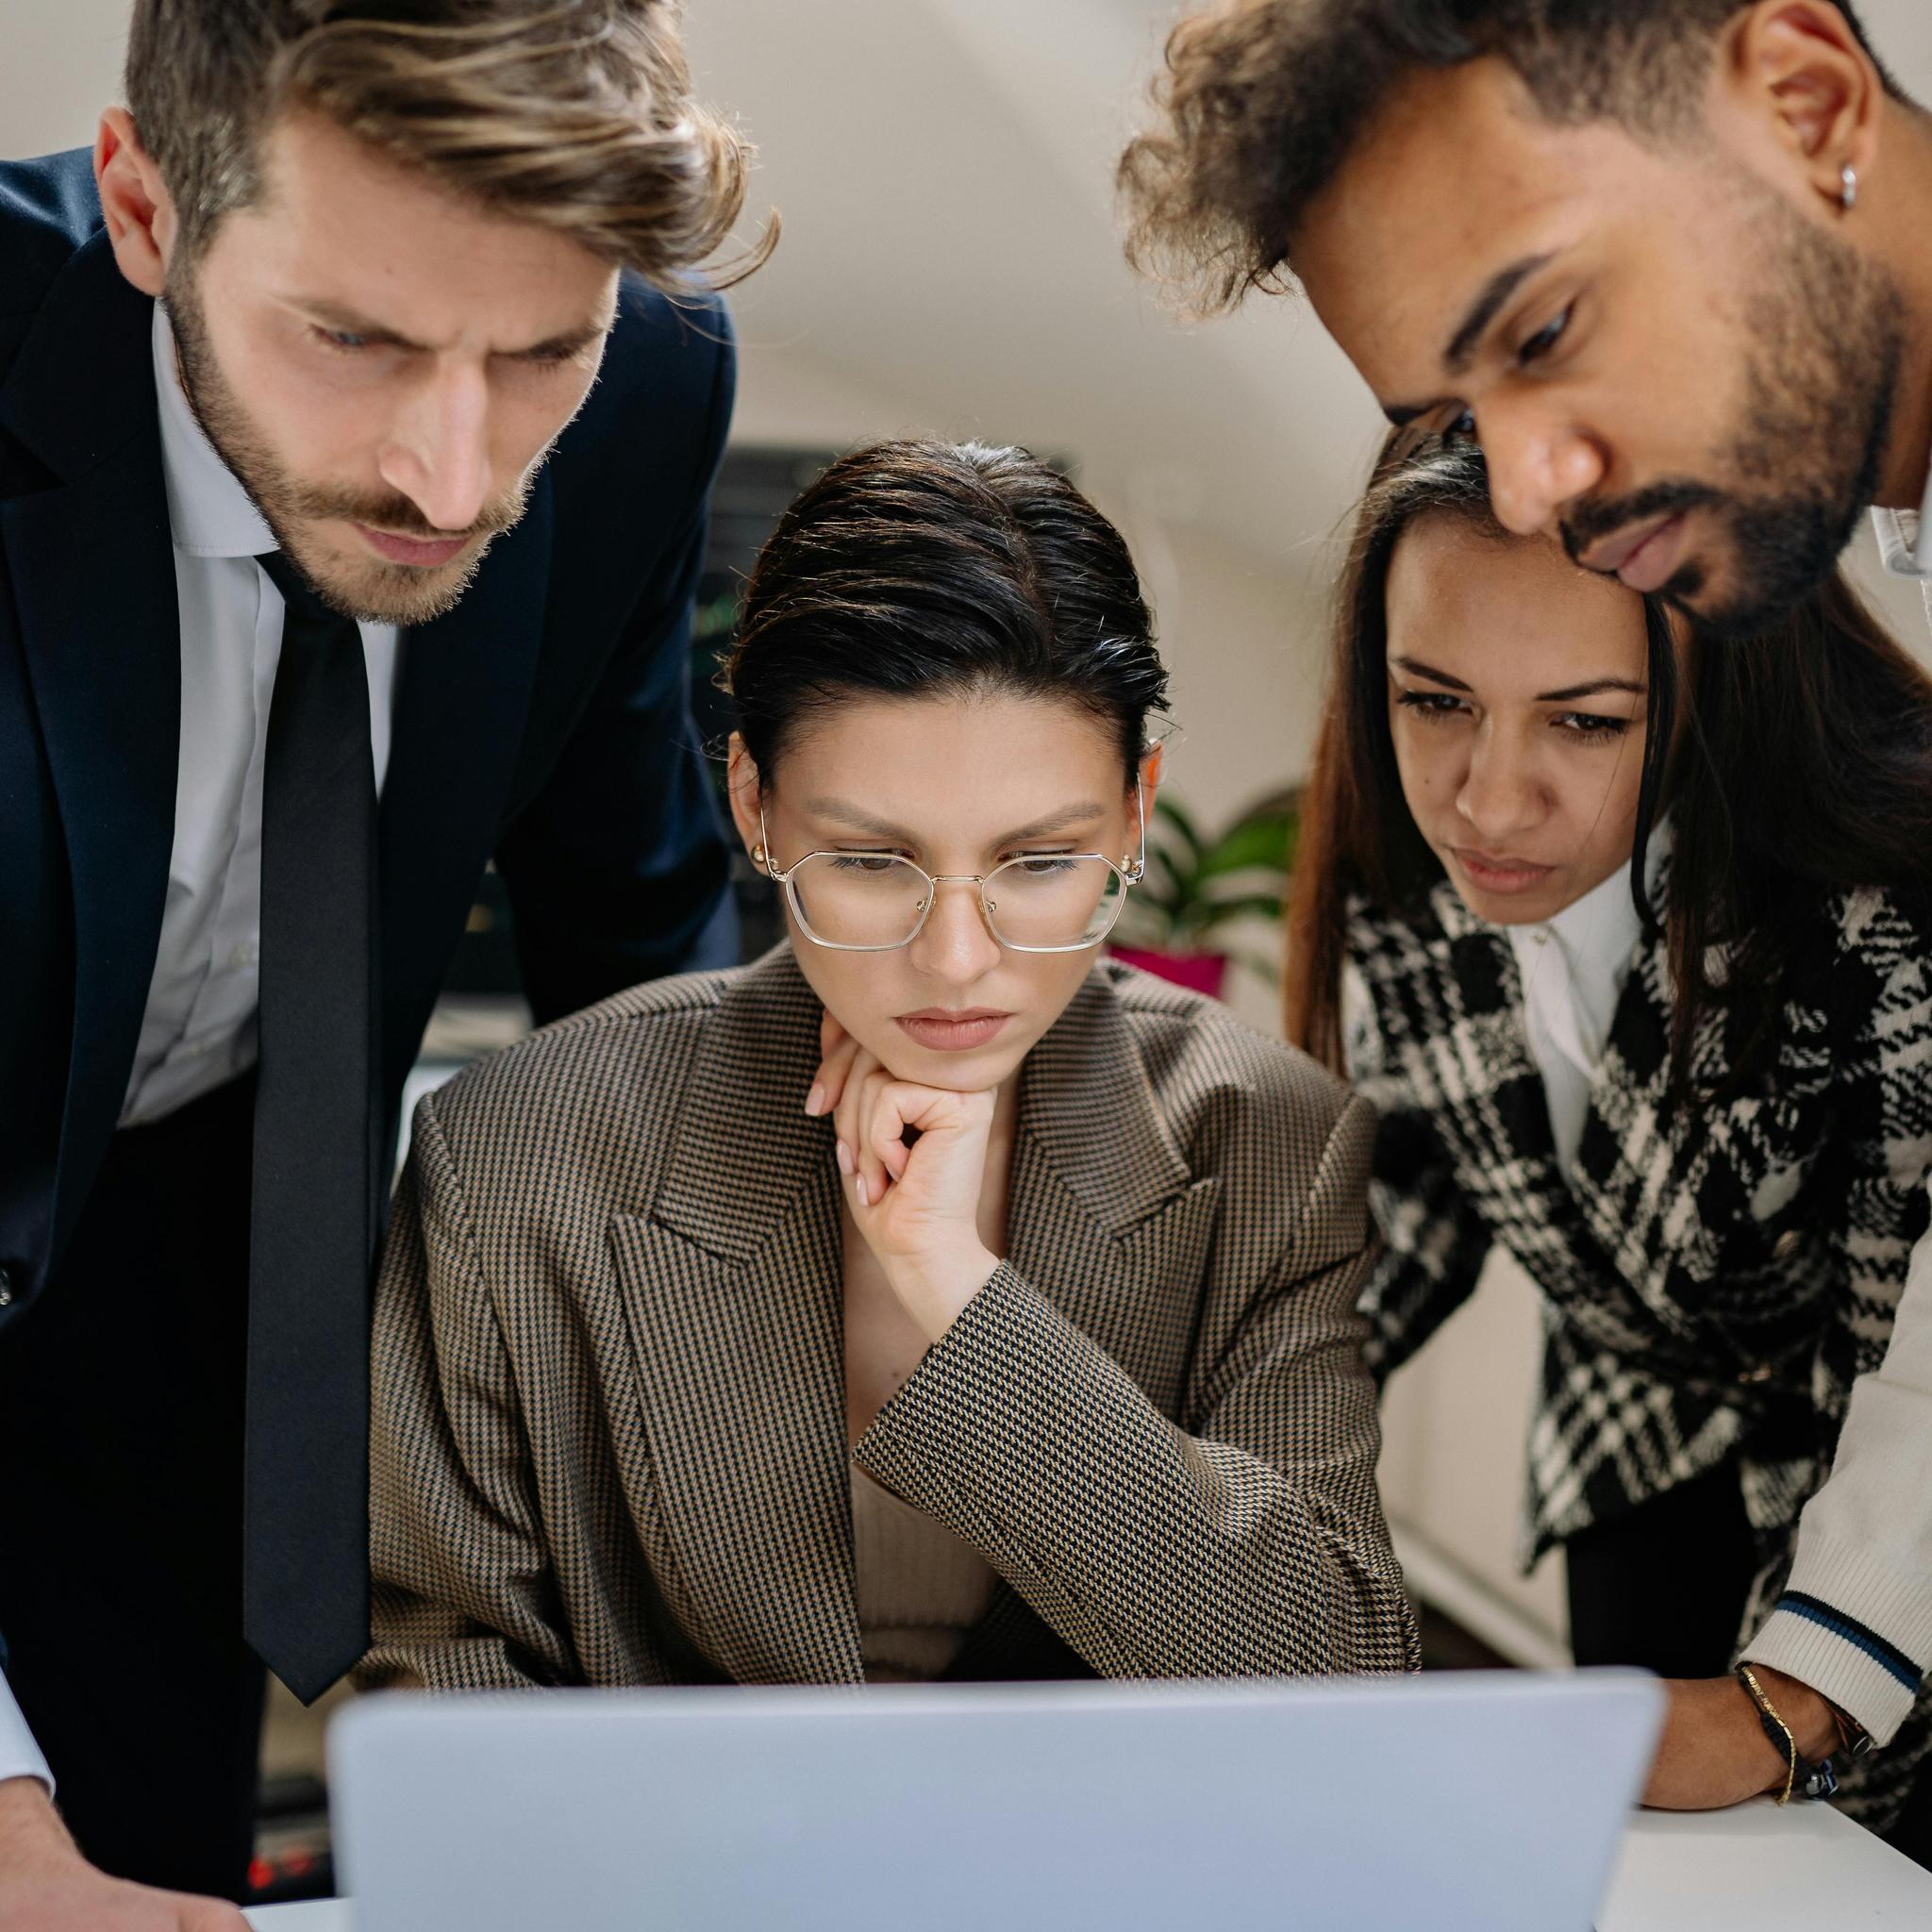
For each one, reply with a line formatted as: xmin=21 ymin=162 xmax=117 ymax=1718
xmin=330 ymin=1672 xmax=1659 ymax=1932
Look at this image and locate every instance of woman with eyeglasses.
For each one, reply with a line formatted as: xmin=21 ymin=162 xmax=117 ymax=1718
xmin=358 ymin=440 xmax=1416 ymax=1695
xmin=1286 ymin=435 xmax=1932 ymax=1849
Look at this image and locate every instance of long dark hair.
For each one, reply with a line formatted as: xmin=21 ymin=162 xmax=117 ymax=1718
xmin=724 ymin=440 xmax=1169 ymax=787
xmin=1287 ymin=434 xmax=1932 ymax=1091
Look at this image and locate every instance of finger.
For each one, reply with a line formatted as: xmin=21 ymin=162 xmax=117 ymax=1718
xmin=807 ymin=1014 xmax=861 ymax=1118
xmin=866 ymin=1086 xmax=918 ymax=1187
xmin=831 ymin=1046 xmax=873 ymax=1176
xmin=858 ymin=1065 xmax=913 ymax=1208
xmin=853 ymin=1066 xmax=892 ymax=1208
xmin=179 ymin=1894 xmax=254 ymax=1930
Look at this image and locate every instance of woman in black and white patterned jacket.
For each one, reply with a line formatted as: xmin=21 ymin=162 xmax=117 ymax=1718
xmin=1286 ymin=434 xmax=1932 ymax=1852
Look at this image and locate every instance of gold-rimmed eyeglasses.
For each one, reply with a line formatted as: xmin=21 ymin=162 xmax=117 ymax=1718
xmin=754 ymin=790 xmax=1147 ymax=954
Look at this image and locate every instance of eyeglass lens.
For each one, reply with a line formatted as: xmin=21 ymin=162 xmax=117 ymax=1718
xmin=788 ymin=854 xmax=1124 ymax=949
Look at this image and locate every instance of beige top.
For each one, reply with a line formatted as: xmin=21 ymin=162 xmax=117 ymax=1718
xmin=850 ymin=1465 xmax=996 ymax=1682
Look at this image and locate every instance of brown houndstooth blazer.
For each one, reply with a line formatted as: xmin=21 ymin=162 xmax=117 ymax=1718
xmin=357 ymin=946 xmax=1418 ymax=1691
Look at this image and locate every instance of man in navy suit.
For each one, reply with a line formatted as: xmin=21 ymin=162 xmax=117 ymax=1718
xmin=0 ymin=4 xmax=769 ymax=1923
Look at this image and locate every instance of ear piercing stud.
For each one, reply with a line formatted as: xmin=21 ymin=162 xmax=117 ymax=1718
xmin=1841 ymin=164 xmax=1859 ymax=212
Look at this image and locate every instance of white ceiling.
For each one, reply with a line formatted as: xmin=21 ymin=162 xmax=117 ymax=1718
xmin=686 ymin=0 xmax=1932 ymax=639
xmin=687 ymin=0 xmax=1383 ymax=572
xmin=9 ymin=0 xmax=1932 ymax=630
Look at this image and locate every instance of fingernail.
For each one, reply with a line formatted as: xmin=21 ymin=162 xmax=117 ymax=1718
xmin=805 ymin=1083 xmax=825 ymax=1117
xmin=836 ymin=1141 xmax=853 ymax=1174
xmin=855 ymin=1174 xmax=871 ymax=1208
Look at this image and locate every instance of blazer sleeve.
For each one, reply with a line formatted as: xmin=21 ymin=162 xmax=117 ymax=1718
xmin=853 ymin=1091 xmax=1420 ymax=1681
xmin=491 ymin=310 xmax=739 ymax=1024
xmin=357 ymin=1091 xmax=576 ymax=1694
xmin=1741 ymin=917 xmax=1932 ymax=1744
xmin=1342 ymin=962 xmax=1493 ymax=1382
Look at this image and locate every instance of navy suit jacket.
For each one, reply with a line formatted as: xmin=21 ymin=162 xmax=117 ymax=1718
xmin=0 ymin=149 xmax=738 ymax=1327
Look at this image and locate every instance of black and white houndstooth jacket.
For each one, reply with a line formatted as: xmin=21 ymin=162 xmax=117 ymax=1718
xmin=358 ymin=946 xmax=1418 ymax=1696
xmin=1345 ymin=873 xmax=1932 ymax=1818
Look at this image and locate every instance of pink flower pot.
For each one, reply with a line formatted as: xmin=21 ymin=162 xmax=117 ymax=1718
xmin=1108 ymin=944 xmax=1228 ymax=1000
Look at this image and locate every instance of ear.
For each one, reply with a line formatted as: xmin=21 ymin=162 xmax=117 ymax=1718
xmin=1138 ymin=741 xmax=1165 ymax=811
xmin=1721 ymin=1 xmax=1884 ymax=216
xmin=1131 ymin=741 xmax=1164 ymax=858
xmin=94 ymin=108 xmax=175 ymax=296
xmin=724 ymin=733 xmax=766 ymax=860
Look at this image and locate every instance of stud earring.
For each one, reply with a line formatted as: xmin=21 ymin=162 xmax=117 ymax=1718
xmin=1841 ymin=164 xmax=1859 ymax=212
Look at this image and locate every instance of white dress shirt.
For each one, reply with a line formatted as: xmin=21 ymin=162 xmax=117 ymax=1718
xmin=2 ymin=307 xmax=401 ymax=1794
xmin=119 ymin=301 xmax=400 ymax=1126
xmin=1506 ymin=850 xmax=1651 ymax=1181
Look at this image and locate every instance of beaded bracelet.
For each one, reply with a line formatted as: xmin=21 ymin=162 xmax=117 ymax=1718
xmin=1736 ymin=1664 xmax=1840 ymax=1804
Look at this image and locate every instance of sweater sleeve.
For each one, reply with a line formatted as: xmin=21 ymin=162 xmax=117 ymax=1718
xmin=1740 ymin=915 xmax=1932 ymax=1742
xmin=1740 ymin=1204 xmax=1932 ymax=1740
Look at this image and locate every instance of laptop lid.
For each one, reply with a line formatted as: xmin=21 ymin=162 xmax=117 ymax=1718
xmin=330 ymin=1672 xmax=1660 ymax=1932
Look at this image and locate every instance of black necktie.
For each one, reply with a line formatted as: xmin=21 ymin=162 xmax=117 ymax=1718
xmin=245 ymin=551 xmax=380 ymax=1703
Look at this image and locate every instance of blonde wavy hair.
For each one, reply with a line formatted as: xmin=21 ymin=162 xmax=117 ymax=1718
xmin=125 ymin=0 xmax=774 ymax=292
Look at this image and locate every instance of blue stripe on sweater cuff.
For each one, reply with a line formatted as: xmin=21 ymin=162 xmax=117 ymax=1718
xmin=1775 ymin=1592 xmax=1922 ymax=1692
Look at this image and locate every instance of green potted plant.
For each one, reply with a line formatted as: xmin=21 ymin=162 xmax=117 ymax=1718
xmin=1110 ymin=789 xmax=1299 ymax=999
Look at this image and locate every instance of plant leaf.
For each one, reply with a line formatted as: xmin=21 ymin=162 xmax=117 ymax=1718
xmin=1198 ymin=811 xmax=1295 ymax=881
xmin=1154 ymin=793 xmax=1208 ymax=863
xmin=1230 ymin=945 xmax=1285 ymax=987
xmin=1144 ymin=844 xmax=1192 ymax=910
xmin=1193 ymin=891 xmax=1291 ymax=927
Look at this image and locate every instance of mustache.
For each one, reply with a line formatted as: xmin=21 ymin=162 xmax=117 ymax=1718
xmin=1559 ymin=480 xmax=1724 ymax=569
xmin=282 ymin=482 xmax=526 ymax=543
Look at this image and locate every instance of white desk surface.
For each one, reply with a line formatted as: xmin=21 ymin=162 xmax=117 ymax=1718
xmin=245 ymin=1798 xmax=1932 ymax=1930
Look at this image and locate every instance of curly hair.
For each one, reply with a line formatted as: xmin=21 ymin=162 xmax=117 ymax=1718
xmin=125 ymin=1 xmax=775 ymax=292
xmin=1118 ymin=0 xmax=1901 ymax=313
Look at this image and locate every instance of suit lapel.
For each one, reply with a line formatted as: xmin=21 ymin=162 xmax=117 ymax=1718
xmin=0 ymin=235 xmax=179 ymax=1257
xmin=376 ymin=479 xmax=552 ymax=1085
xmin=609 ymin=951 xmax=863 ymax=1685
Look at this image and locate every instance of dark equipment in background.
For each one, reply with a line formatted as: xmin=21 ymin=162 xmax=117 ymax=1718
xmin=440 ymin=447 xmax=836 ymax=1003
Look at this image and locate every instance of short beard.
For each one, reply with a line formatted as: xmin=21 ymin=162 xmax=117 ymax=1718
xmin=164 ymin=273 xmax=532 ymax=626
xmin=1560 ymin=174 xmax=1905 ymax=640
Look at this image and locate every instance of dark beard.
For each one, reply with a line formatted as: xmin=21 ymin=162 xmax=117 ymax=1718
xmin=1560 ymin=179 xmax=1905 ymax=640
xmin=163 ymin=275 xmax=530 ymax=625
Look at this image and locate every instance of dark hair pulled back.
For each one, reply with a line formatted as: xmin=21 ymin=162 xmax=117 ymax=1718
xmin=724 ymin=441 xmax=1169 ymax=789
xmin=1287 ymin=433 xmax=1932 ymax=1094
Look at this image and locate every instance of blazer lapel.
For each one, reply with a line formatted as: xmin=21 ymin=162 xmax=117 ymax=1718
xmin=1425 ymin=884 xmax=1694 ymax=1352
xmin=937 ymin=969 xmax=1221 ymax=1680
xmin=1008 ymin=969 xmax=1224 ymax=1434
xmin=0 ymin=234 xmax=179 ymax=1262
xmin=608 ymin=952 xmax=863 ymax=1685
xmin=1425 ymin=881 xmax=1564 ymax=1164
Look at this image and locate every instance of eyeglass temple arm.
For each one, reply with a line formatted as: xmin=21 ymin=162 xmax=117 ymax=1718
xmin=1125 ymin=781 xmax=1148 ymax=882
